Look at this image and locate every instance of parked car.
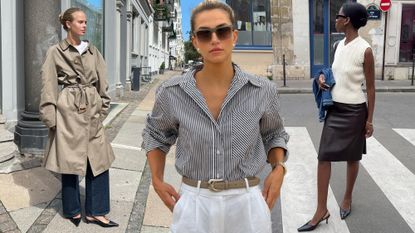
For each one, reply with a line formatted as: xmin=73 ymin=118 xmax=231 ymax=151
xmin=182 ymin=64 xmax=191 ymax=74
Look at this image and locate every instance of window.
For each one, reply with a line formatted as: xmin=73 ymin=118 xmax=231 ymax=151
xmin=227 ymin=0 xmax=271 ymax=48
xmin=399 ymin=4 xmax=415 ymax=62
xmin=71 ymin=0 xmax=104 ymax=52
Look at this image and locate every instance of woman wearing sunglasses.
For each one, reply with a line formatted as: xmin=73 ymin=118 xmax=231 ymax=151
xmin=298 ymin=2 xmax=375 ymax=232
xmin=142 ymin=1 xmax=289 ymax=232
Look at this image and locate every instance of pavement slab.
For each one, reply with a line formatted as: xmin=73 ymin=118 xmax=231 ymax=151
xmin=141 ymin=225 xmax=170 ymax=233
xmin=143 ymin=185 xmax=172 ymax=228
xmin=111 ymin=147 xmax=147 ymax=172
xmin=111 ymin=121 xmax=146 ymax=148
xmin=108 ymin=168 xmax=142 ymax=202
xmin=143 ymin=147 xmax=180 ymax=229
xmin=138 ymin=85 xmax=157 ymax=111
xmin=103 ymin=102 xmax=128 ymax=127
xmin=9 ymin=202 xmax=48 ymax=233
xmin=0 ymin=167 xmax=60 ymax=211
xmin=43 ymin=200 xmax=133 ymax=233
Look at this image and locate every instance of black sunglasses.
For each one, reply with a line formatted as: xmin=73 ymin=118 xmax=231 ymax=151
xmin=336 ymin=14 xmax=347 ymax=19
xmin=193 ymin=25 xmax=233 ymax=43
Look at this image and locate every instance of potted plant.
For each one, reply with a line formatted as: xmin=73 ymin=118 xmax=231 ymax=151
xmin=159 ymin=62 xmax=165 ymax=74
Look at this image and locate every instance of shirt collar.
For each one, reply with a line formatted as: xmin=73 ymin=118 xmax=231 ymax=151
xmin=59 ymin=39 xmax=94 ymax=54
xmin=170 ymin=63 xmax=262 ymax=88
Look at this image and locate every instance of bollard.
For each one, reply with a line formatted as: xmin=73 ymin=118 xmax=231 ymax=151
xmin=283 ymin=54 xmax=287 ymax=87
xmin=412 ymin=53 xmax=414 ymax=86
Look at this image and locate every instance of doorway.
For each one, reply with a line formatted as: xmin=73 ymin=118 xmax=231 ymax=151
xmin=309 ymin=0 xmax=352 ymax=78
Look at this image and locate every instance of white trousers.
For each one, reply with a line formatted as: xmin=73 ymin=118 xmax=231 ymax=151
xmin=170 ymin=182 xmax=272 ymax=233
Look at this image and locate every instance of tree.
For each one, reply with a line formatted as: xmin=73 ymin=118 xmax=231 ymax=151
xmin=184 ymin=40 xmax=200 ymax=63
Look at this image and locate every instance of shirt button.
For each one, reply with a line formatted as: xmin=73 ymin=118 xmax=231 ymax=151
xmin=74 ymin=60 xmax=78 ymax=64
xmin=216 ymin=150 xmax=220 ymax=155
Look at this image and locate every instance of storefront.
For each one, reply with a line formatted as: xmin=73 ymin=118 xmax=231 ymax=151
xmin=223 ymin=0 xmax=273 ymax=76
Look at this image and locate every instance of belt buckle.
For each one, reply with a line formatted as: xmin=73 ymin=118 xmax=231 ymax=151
xmin=208 ymin=179 xmax=224 ymax=192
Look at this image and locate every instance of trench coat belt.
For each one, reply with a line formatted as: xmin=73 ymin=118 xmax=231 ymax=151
xmin=63 ymin=83 xmax=93 ymax=114
xmin=182 ymin=176 xmax=260 ymax=192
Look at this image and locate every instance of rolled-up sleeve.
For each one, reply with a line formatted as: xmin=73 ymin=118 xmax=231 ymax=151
xmin=142 ymin=86 xmax=178 ymax=155
xmin=260 ymin=85 xmax=289 ymax=161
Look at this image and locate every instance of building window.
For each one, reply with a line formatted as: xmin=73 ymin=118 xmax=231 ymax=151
xmin=227 ymin=0 xmax=271 ymax=48
xmin=399 ymin=4 xmax=415 ymax=62
xmin=71 ymin=0 xmax=104 ymax=53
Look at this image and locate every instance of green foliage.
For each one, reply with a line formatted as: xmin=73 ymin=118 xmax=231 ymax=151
xmin=160 ymin=62 xmax=165 ymax=70
xmin=184 ymin=40 xmax=200 ymax=63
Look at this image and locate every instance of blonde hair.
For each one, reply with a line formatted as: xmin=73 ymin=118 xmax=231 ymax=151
xmin=59 ymin=7 xmax=83 ymax=31
xmin=190 ymin=0 xmax=235 ymax=33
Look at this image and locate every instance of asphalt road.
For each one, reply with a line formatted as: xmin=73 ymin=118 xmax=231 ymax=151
xmin=263 ymin=93 xmax=415 ymax=233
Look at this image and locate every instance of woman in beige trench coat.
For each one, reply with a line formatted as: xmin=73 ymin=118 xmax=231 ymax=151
xmin=39 ymin=7 xmax=118 ymax=228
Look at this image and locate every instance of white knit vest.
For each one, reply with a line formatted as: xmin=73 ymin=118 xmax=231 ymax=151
xmin=331 ymin=36 xmax=371 ymax=104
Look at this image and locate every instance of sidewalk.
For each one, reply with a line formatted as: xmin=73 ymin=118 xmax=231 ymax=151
xmin=0 ymin=72 xmax=414 ymax=233
xmin=0 ymin=71 xmax=179 ymax=233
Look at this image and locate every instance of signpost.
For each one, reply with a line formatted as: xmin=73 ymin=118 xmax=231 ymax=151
xmin=367 ymin=4 xmax=381 ymax=20
xmin=380 ymin=0 xmax=392 ymax=80
xmin=379 ymin=0 xmax=391 ymax=12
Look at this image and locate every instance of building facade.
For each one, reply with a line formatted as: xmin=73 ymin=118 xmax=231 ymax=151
xmin=0 ymin=0 xmax=181 ymax=125
xmin=0 ymin=0 xmax=182 ymax=157
xmin=223 ymin=0 xmax=414 ymax=80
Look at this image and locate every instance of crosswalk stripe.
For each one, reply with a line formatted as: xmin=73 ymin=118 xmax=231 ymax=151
xmin=393 ymin=128 xmax=415 ymax=147
xmin=282 ymin=127 xmax=350 ymax=233
xmin=361 ymin=137 xmax=415 ymax=232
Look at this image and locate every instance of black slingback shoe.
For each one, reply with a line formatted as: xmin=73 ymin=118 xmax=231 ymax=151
xmin=297 ymin=211 xmax=330 ymax=232
xmin=85 ymin=216 xmax=119 ymax=228
xmin=68 ymin=216 xmax=81 ymax=227
xmin=340 ymin=206 xmax=352 ymax=220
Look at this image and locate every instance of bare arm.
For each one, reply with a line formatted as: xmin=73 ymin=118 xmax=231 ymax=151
xmin=263 ymin=147 xmax=286 ymax=209
xmin=363 ymin=47 xmax=375 ymax=138
xmin=147 ymin=148 xmax=179 ymax=212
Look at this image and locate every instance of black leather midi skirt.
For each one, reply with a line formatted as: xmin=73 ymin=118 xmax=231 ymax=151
xmin=318 ymin=101 xmax=367 ymax=161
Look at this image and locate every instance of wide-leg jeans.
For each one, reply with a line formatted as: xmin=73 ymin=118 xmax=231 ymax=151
xmin=61 ymin=161 xmax=110 ymax=218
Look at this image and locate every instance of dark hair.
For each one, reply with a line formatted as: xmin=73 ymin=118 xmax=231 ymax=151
xmin=59 ymin=7 xmax=83 ymax=31
xmin=341 ymin=2 xmax=368 ymax=29
xmin=190 ymin=0 xmax=235 ymax=33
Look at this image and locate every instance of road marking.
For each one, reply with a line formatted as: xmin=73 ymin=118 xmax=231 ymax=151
xmin=111 ymin=143 xmax=142 ymax=151
xmin=361 ymin=137 xmax=415 ymax=232
xmin=393 ymin=128 xmax=415 ymax=147
xmin=282 ymin=127 xmax=350 ymax=233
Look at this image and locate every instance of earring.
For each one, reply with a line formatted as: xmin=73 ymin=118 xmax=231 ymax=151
xmin=197 ymin=48 xmax=200 ymax=52
xmin=232 ymin=43 xmax=235 ymax=47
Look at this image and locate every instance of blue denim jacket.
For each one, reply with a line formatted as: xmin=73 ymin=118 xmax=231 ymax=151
xmin=312 ymin=68 xmax=336 ymax=122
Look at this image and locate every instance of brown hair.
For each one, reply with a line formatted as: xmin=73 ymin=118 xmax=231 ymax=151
xmin=190 ymin=0 xmax=235 ymax=33
xmin=59 ymin=7 xmax=83 ymax=31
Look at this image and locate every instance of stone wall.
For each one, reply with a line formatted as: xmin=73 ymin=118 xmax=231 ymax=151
xmin=271 ymin=0 xmax=308 ymax=79
xmin=232 ymin=50 xmax=273 ymax=77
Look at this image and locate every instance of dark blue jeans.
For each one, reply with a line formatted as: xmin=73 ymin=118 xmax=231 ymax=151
xmin=61 ymin=161 xmax=110 ymax=218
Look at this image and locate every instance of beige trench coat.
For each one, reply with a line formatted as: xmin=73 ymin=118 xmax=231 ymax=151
xmin=39 ymin=39 xmax=114 ymax=176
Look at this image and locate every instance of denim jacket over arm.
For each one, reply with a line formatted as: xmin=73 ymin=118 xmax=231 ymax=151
xmin=312 ymin=68 xmax=336 ymax=122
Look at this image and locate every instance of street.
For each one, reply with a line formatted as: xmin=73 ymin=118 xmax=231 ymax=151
xmin=264 ymin=92 xmax=415 ymax=233
xmin=1 ymin=72 xmax=415 ymax=233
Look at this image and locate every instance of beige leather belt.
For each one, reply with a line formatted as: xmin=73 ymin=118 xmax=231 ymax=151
xmin=182 ymin=177 xmax=260 ymax=192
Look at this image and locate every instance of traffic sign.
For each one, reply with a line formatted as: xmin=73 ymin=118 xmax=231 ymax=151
xmin=379 ymin=0 xmax=391 ymax=12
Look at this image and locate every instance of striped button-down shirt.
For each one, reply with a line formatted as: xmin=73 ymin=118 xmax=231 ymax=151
xmin=142 ymin=64 xmax=289 ymax=181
